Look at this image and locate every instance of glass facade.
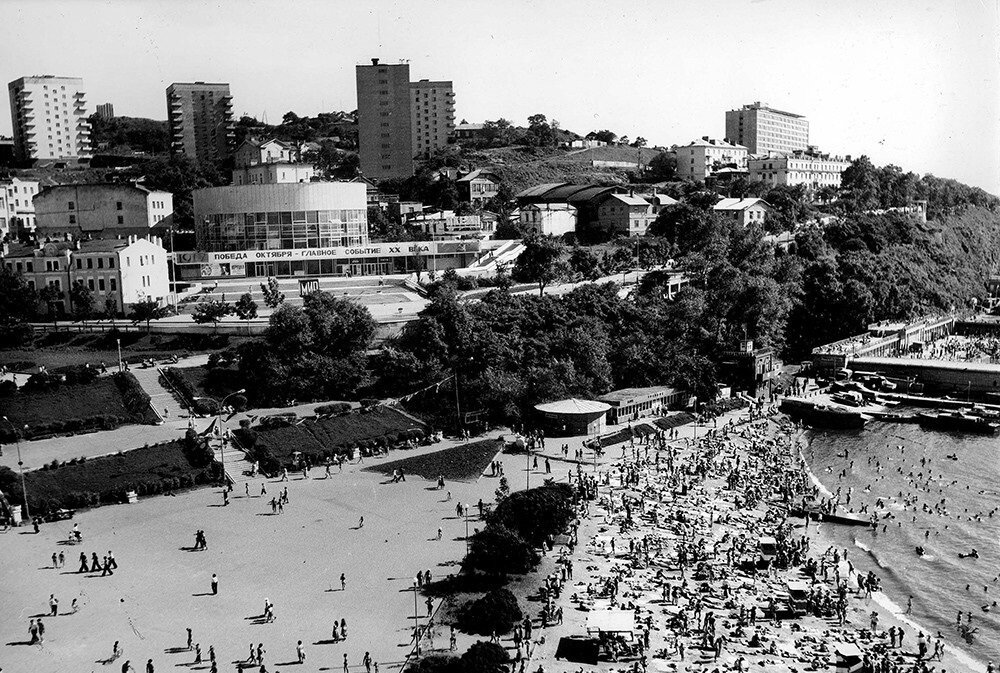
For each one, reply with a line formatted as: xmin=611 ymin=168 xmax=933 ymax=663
xmin=199 ymin=209 xmax=368 ymax=251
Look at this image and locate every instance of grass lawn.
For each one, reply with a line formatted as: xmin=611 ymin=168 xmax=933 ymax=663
xmin=242 ymin=407 xmax=428 ymax=469
xmin=364 ymin=438 xmax=504 ymax=482
xmin=0 ymin=374 xmax=157 ymax=441
xmin=17 ymin=440 xmax=215 ymax=513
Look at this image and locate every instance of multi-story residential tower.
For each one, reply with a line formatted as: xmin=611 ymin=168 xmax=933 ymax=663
xmin=96 ymin=103 xmax=114 ymax=120
xmin=356 ymin=59 xmax=455 ymax=180
xmin=166 ymin=82 xmax=234 ymax=164
xmin=356 ymin=60 xmax=415 ymax=180
xmin=7 ymin=75 xmax=91 ymax=163
xmin=725 ymin=102 xmax=808 ymax=156
xmin=409 ymin=78 xmax=455 ymax=160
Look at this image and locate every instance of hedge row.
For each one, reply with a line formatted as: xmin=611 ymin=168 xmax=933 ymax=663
xmin=162 ymin=367 xmax=219 ymax=415
xmin=27 ymin=468 xmax=218 ymax=514
xmin=114 ymin=371 xmax=152 ymax=417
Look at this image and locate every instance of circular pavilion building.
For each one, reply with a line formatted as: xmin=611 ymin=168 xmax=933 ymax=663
xmin=534 ymin=398 xmax=611 ymax=436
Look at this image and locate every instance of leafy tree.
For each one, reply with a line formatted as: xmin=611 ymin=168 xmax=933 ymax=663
xmin=568 ymin=245 xmax=602 ymax=280
xmin=234 ymin=293 xmax=258 ymax=325
xmin=464 ymin=524 xmax=539 ymax=575
xmin=193 ymin=299 xmax=233 ymax=330
xmin=488 ymin=483 xmax=575 ymax=546
xmin=260 ymin=277 xmax=285 ymax=308
xmin=648 ymin=203 xmax=720 ymax=254
xmin=128 ymin=297 xmax=167 ymax=331
xmin=632 ymin=136 xmax=647 ymax=148
xmin=764 ymin=184 xmax=814 ymax=232
xmin=0 ymin=266 xmax=38 ymax=328
xmin=459 ymin=589 xmax=523 ymax=636
xmin=38 ymin=284 xmax=63 ymax=320
xmin=512 ymin=235 xmax=569 ymax=295
xmin=647 ymin=152 xmax=677 ymax=181
xmin=69 ymin=280 xmax=95 ymax=318
xmin=587 ymin=129 xmax=618 ymax=143
xmin=103 ymin=296 xmax=118 ymax=319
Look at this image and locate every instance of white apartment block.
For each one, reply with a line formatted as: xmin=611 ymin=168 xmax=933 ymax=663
xmin=748 ymin=151 xmax=849 ymax=189
xmin=0 ymin=177 xmax=40 ymax=238
xmin=8 ymin=75 xmax=91 ymax=162
xmin=2 ymin=235 xmax=170 ymax=317
xmin=675 ymin=137 xmax=748 ymax=182
xmin=726 ymin=102 xmax=808 ymax=156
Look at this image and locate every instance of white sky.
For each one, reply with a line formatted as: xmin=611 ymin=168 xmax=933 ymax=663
xmin=1 ymin=0 xmax=998 ymax=193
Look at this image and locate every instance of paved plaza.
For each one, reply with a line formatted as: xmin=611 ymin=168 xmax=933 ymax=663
xmin=0 ymin=433 xmax=533 ymax=673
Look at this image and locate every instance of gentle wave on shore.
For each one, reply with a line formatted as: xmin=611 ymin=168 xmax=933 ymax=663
xmin=800 ymin=419 xmax=1000 ymax=663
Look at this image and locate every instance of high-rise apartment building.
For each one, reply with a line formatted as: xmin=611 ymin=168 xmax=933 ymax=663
xmin=410 ymin=79 xmax=455 ymax=160
xmin=166 ymin=82 xmax=234 ymax=164
xmin=96 ymin=103 xmax=114 ymax=120
xmin=7 ymin=75 xmax=91 ymax=163
xmin=356 ymin=59 xmax=455 ymax=180
xmin=725 ymin=102 xmax=808 ymax=156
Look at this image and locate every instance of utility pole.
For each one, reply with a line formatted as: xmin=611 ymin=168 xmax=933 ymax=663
xmin=2 ymin=417 xmax=30 ymax=522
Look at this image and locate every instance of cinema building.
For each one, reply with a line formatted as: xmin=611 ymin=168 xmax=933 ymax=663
xmin=183 ymin=181 xmax=481 ymax=279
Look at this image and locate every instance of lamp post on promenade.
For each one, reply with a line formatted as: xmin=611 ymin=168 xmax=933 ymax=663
xmin=413 ymin=577 xmax=421 ymax=656
xmin=195 ymin=389 xmax=246 ymax=486
xmin=2 ymin=416 xmax=30 ymax=522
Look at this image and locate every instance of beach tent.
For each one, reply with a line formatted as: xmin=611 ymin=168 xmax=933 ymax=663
xmin=586 ymin=610 xmax=636 ymax=640
xmin=834 ymin=643 xmax=864 ymax=673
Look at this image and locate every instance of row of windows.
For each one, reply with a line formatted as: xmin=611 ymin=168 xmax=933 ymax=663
xmin=75 ymin=256 xmax=116 ymax=270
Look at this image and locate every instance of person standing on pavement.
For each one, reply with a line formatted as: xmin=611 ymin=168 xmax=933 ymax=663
xmin=211 ymin=573 xmax=219 ymax=595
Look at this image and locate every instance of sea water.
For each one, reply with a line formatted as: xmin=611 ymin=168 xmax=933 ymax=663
xmin=801 ymin=418 xmax=1000 ymax=663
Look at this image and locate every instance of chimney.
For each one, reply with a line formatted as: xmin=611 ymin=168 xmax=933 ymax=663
xmin=371 ymin=58 xmax=379 ymax=66
xmin=629 ymin=189 xmax=634 ymax=197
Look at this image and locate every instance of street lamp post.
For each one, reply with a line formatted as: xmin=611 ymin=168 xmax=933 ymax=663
xmin=464 ymin=504 xmax=470 ymax=558
xmin=196 ymin=389 xmax=246 ymax=487
xmin=2 ymin=416 xmax=30 ymax=522
xmin=413 ymin=577 xmax=421 ymax=656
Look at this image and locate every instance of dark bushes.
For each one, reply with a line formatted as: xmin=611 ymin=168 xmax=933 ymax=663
xmin=459 ymin=589 xmax=522 ymax=636
xmin=463 ymin=524 xmax=539 ymax=575
xmin=162 ymin=367 xmax=218 ymax=415
xmin=315 ymin=402 xmax=351 ymax=416
xmin=488 ymin=483 xmax=576 ymax=546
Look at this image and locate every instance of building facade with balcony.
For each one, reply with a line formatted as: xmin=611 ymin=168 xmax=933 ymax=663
xmin=725 ymin=101 xmax=809 ymax=155
xmin=748 ymin=150 xmax=850 ymax=190
xmin=166 ymin=82 xmax=235 ymax=164
xmin=674 ymin=137 xmax=747 ymax=182
xmin=355 ymin=59 xmax=455 ymax=180
xmin=2 ymin=235 xmax=169 ymax=316
xmin=7 ymin=75 xmax=91 ymax=163
xmin=410 ymin=78 xmax=455 ymax=159
xmin=34 ymin=183 xmax=173 ymax=241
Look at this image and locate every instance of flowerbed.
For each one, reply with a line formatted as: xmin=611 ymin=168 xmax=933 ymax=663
xmin=7 ymin=440 xmax=218 ymax=514
xmin=235 ymin=407 xmax=427 ymax=475
xmin=364 ymin=438 xmax=504 ymax=482
xmin=0 ymin=372 xmax=156 ymax=441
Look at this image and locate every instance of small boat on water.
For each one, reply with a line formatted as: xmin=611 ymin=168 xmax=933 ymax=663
xmin=780 ymin=398 xmax=867 ymax=429
xmin=790 ymin=508 xmax=872 ymax=527
xmin=917 ymin=410 xmax=999 ymax=435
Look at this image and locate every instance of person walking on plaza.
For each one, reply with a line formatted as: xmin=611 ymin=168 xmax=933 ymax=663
xmin=343 ymin=653 xmax=349 ymax=673
xmin=341 ymin=573 xmax=346 ymax=591
xmin=52 ymin=552 xmax=58 ymax=569
xmin=256 ymin=643 xmax=265 ymax=666
xmin=121 ymin=660 xmax=134 ymax=673
xmin=36 ymin=618 xmax=45 ymax=644
xmin=363 ymin=651 xmax=373 ymax=673
xmin=296 ymin=640 xmax=305 ymax=663
xmin=58 ymin=551 xmax=64 ymax=568
xmin=211 ymin=573 xmax=219 ymax=595
xmin=108 ymin=550 xmax=118 ymax=570
xmin=186 ymin=628 xmax=193 ymax=651
xmin=146 ymin=659 xmax=154 ymax=673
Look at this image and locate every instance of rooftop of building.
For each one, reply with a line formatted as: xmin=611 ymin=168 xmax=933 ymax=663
xmin=534 ymin=398 xmax=611 ymax=415
xmin=456 ymin=168 xmax=500 ymax=183
xmin=677 ymin=137 xmax=747 ymax=150
xmin=730 ymin=101 xmax=805 ymax=119
xmin=597 ymin=386 xmax=678 ymax=403
xmin=713 ymin=197 xmax=772 ymax=211
xmin=9 ymin=75 xmax=84 ymax=85
xmin=3 ymin=235 xmax=162 ymax=258
xmin=605 ymin=193 xmax=649 ymax=207
xmin=36 ymin=182 xmax=171 ymax=197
